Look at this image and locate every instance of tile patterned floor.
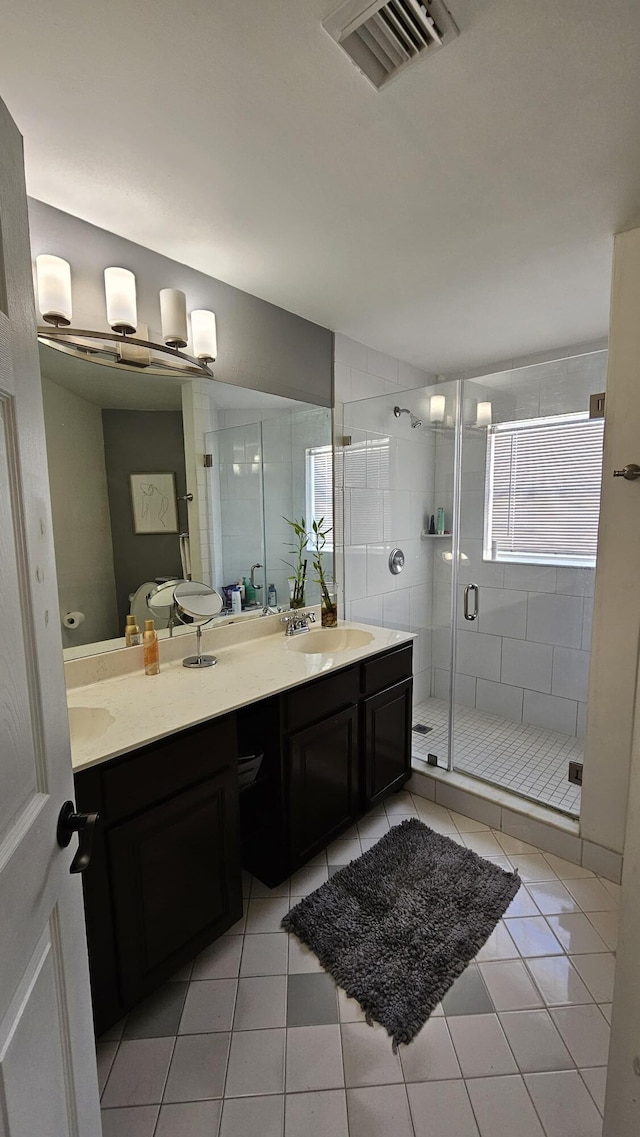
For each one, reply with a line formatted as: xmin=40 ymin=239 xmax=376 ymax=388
xmin=412 ymin=697 xmax=583 ymax=816
xmin=98 ymin=791 xmax=618 ymax=1137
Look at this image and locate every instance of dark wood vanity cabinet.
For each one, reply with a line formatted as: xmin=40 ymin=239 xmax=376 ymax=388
xmin=75 ymin=714 xmax=242 ymax=1035
xmin=76 ymin=639 xmax=413 ymax=1033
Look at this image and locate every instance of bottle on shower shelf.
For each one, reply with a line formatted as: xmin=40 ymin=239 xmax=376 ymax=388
xmin=436 ymin=507 xmax=445 ymax=534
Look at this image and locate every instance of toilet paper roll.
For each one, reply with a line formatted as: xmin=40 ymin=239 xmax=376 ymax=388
xmin=63 ymin=611 xmax=85 ymax=630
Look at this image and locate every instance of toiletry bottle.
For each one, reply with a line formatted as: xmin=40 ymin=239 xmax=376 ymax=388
xmin=428 ymin=514 xmax=436 ymax=535
xmin=268 ymin=583 xmax=277 ymax=607
xmin=231 ymin=586 xmax=242 ymax=615
xmin=143 ymin=619 xmax=160 ymax=675
xmin=244 ymin=576 xmax=256 ymax=605
xmin=125 ymin=614 xmax=142 ymax=646
xmin=237 ymin=578 xmax=245 ymax=603
xmin=436 ymin=507 xmax=445 ymax=535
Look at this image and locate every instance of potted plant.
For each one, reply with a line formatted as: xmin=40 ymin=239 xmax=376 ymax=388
xmin=283 ymin=516 xmax=308 ymax=609
xmin=311 ymin=517 xmax=337 ymax=627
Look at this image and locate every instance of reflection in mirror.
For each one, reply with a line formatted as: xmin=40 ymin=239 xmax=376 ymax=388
xmin=173 ymin=580 xmax=224 ymax=669
xmin=40 ymin=340 xmax=333 ymax=660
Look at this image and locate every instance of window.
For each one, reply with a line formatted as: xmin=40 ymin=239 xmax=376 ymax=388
xmin=305 ymin=444 xmax=334 ymax=550
xmin=484 ymin=411 xmax=604 ymax=567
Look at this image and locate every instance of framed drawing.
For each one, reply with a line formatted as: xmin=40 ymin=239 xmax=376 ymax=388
xmin=130 ymin=472 xmax=178 ymax=534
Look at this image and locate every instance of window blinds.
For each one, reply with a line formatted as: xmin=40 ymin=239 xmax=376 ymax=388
xmin=306 ymin=444 xmax=334 ymax=548
xmin=484 ymin=412 xmax=604 ymax=566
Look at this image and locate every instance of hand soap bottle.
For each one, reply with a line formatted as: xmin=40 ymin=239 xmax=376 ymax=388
xmin=143 ymin=619 xmax=160 ymax=675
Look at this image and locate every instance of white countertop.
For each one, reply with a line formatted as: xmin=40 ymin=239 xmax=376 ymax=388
xmin=67 ymin=620 xmax=415 ymax=773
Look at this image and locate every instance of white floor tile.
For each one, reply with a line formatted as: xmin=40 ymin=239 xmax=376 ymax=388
xmin=326 ymin=839 xmax=362 ymax=865
xmin=508 ymin=855 xmax=559 ymax=882
xmin=543 ymin=854 xmax=594 ymax=880
xmin=461 ymin=832 xmax=504 ymax=857
xmin=545 ymin=913 xmax=608 ymax=954
xmin=251 ymin=878 xmax=290 ymax=899
xmin=525 ymin=1070 xmax=603 ymax=1137
xmin=284 ymin=1089 xmax=348 ymax=1137
xmin=179 ymin=979 xmax=236 ymax=1033
xmin=287 ymin=935 xmax=324 ymax=974
xmin=356 ymin=815 xmax=390 ymax=840
xmin=341 ymin=1021 xmax=403 ymax=1087
xmin=407 ymin=1080 xmax=480 ymax=1137
xmin=504 ymin=887 xmax=540 ymax=918
xmin=495 ymin=833 xmax=539 ymax=856
xmin=246 ymin=898 xmax=292 ymax=934
xmin=192 ymin=936 xmax=243 ymax=980
xmin=384 ymin=791 xmax=418 ymax=816
xmin=466 ymin=1075 xmax=545 ymax=1137
xmin=479 ymin=961 xmax=544 ymax=1011
xmin=156 ymin=1101 xmax=223 ymax=1137
xmin=580 ymin=1067 xmax=607 ymax=1115
xmin=97 ymin=1042 xmax=118 ymax=1096
xmin=240 ymin=933 xmax=289 ymax=977
xmin=524 ymin=956 xmax=593 ymax=1007
xmin=102 ymin=1038 xmax=174 ymax=1107
xmin=219 ymin=1095 xmax=284 ymax=1137
xmin=225 ymin=1029 xmax=285 ymax=1097
xmin=504 ymin=916 xmax=563 ymax=957
xmin=163 ymin=1033 xmax=230 ymax=1103
xmin=233 ymin=975 xmax=287 ymax=1030
xmin=101 ymin=1106 xmax=159 ymax=1137
xmin=563 ymin=878 xmax=618 ymax=912
xmin=585 ymin=911 xmax=619 ymax=951
xmin=399 ymin=1017 xmax=461 ymax=1082
xmin=285 ymin=1025 xmax=344 ymax=1092
xmin=289 ymin=865 xmax=329 ymax=897
xmin=475 ymin=920 xmax=520 ymax=962
xmin=448 ymin=811 xmax=490 ymax=832
xmin=550 ymin=1004 xmax=610 ymax=1067
xmin=337 ymin=987 xmax=367 ymax=1023
xmin=447 ymin=1014 xmax=517 ymax=1078
xmin=498 ymin=1010 xmax=573 ymax=1073
xmin=347 ymin=1084 xmax=414 ymax=1137
xmin=526 ymin=881 xmax=580 ymax=915
xmin=569 ymin=954 xmax=616 ymax=1003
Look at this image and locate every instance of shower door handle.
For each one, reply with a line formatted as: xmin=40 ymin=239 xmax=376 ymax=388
xmin=464 ymin=583 xmax=479 ymax=621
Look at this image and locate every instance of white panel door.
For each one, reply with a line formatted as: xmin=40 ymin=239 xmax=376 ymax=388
xmin=0 ymin=97 xmax=101 ymax=1135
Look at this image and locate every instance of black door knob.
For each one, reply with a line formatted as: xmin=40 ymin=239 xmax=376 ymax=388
xmin=56 ymin=800 xmax=99 ymax=874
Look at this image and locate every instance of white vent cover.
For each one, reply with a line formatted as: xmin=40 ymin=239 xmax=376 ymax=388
xmin=323 ymin=0 xmax=459 ymax=89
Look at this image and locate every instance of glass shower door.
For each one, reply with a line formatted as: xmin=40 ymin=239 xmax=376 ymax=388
xmin=451 ymin=353 xmax=607 ymax=816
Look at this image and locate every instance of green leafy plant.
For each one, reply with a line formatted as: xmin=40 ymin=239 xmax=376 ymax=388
xmin=311 ymin=517 xmax=337 ymax=626
xmin=283 ymin=516 xmax=308 ymax=608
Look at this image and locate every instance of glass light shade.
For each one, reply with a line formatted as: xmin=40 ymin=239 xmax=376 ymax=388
xmin=476 ymin=401 xmax=492 ymax=427
xmin=430 ymin=394 xmax=446 ymax=423
xmin=104 ymin=267 xmax=137 ymax=334
xmin=190 ymin=310 xmax=217 ymax=361
xmin=36 ymin=255 xmax=72 ymax=325
xmin=160 ymin=288 xmax=188 ymax=348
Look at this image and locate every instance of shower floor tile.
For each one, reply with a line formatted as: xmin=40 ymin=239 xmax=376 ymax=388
xmin=412 ymin=698 xmax=582 ymax=817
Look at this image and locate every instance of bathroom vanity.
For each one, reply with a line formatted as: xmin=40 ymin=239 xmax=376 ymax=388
xmin=69 ymin=621 xmax=413 ymax=1033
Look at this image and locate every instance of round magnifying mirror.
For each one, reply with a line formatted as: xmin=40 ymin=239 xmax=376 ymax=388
xmin=173 ymin=581 xmax=224 ymax=668
xmin=148 ymin=578 xmax=182 ymax=614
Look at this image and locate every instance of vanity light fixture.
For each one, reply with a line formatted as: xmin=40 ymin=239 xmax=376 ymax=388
xmin=36 ymin=256 xmax=217 ymax=379
xmin=476 ymin=401 xmax=492 ymax=427
xmin=429 ymin=394 xmax=445 ymax=423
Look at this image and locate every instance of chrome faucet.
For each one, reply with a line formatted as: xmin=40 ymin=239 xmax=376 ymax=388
xmin=281 ymin=611 xmax=316 ymax=636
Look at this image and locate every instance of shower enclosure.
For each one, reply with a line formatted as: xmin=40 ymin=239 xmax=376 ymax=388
xmin=340 ymin=351 xmax=607 ymax=818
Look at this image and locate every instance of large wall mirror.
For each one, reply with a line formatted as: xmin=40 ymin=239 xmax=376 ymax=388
xmin=40 ymin=341 xmax=333 ymax=659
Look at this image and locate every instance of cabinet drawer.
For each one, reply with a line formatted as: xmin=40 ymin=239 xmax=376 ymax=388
xmin=284 ymin=665 xmax=360 ymax=733
xmin=362 ymin=644 xmax=413 ymax=696
xmin=101 ymin=714 xmax=237 ymax=823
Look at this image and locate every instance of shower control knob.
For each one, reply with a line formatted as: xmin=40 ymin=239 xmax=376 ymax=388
xmin=613 ymin=463 xmax=640 ymax=481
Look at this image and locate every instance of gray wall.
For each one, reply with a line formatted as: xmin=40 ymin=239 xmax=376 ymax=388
xmin=102 ymin=410 xmax=187 ymax=628
xmin=28 ymin=199 xmax=333 ymax=407
xmin=42 ymin=376 xmax=118 ymax=646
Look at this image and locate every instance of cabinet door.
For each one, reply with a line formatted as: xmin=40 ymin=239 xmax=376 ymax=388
xmin=363 ymin=678 xmax=412 ymax=809
xmin=107 ymin=768 xmax=241 ymax=1007
xmin=288 ymin=705 xmax=359 ymax=868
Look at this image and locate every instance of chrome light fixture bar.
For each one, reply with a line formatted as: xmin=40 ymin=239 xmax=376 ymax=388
xmin=35 ymin=255 xmax=217 ymax=379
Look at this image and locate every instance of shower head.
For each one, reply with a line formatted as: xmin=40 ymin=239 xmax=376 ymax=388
xmin=394 ymin=405 xmax=422 ymax=429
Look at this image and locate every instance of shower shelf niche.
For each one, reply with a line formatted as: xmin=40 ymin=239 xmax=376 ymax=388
xmin=420 ymin=531 xmax=451 ymax=539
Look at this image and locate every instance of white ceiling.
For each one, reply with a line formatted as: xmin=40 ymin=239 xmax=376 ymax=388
xmin=3 ymin=0 xmax=640 ymax=372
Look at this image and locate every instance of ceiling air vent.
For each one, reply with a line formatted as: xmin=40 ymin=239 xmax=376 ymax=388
xmin=323 ymin=0 xmax=458 ymax=90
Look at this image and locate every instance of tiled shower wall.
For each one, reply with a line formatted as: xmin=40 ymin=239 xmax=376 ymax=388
xmin=432 ymin=351 xmax=607 ymax=738
xmin=335 ymin=334 xmax=436 ymax=702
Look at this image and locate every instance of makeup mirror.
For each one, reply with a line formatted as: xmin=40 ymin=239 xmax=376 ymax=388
xmin=173 ymin=581 xmax=224 ymax=668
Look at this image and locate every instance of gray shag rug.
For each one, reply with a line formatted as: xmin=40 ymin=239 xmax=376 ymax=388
xmin=282 ymin=818 xmax=520 ymax=1048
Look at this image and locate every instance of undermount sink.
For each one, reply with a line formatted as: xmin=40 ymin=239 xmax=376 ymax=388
xmin=68 ymin=705 xmax=115 ymax=745
xmin=287 ymin=628 xmax=374 ymax=655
